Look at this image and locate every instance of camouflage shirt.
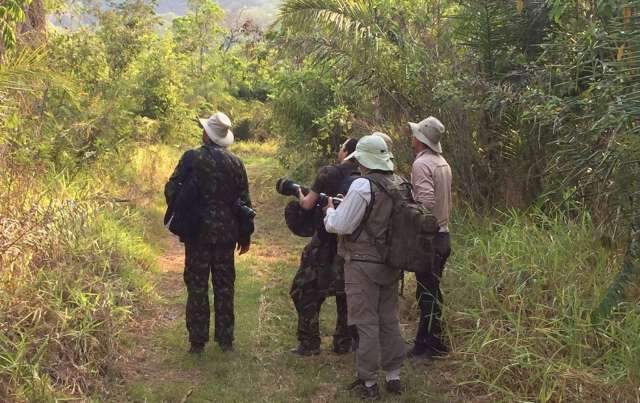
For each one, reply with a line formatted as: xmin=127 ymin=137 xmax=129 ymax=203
xmin=165 ymin=143 xmax=252 ymax=244
xmin=311 ymin=161 xmax=360 ymax=243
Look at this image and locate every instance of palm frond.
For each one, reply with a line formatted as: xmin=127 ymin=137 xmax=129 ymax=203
xmin=277 ymin=0 xmax=379 ymax=43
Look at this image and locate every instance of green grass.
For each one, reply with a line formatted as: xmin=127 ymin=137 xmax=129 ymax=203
xmin=441 ymin=209 xmax=640 ymax=401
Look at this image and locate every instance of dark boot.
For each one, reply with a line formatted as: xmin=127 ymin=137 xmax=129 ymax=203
xmin=407 ymin=342 xmax=447 ymax=360
xmin=347 ymin=379 xmax=381 ymax=401
xmin=188 ymin=342 xmax=205 ymax=354
xmin=385 ymin=379 xmax=402 ymax=395
xmin=290 ymin=345 xmax=321 ymax=356
xmin=218 ymin=342 xmax=234 ymax=352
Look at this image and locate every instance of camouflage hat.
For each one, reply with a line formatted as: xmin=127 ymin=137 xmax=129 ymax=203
xmin=284 ymin=201 xmax=315 ymax=238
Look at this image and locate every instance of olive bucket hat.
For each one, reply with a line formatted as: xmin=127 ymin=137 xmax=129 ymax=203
xmin=409 ymin=116 xmax=445 ymax=153
xmin=345 ymin=135 xmax=394 ymax=171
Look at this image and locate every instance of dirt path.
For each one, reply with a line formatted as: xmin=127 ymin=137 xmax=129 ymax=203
xmin=116 ymin=145 xmax=460 ymax=403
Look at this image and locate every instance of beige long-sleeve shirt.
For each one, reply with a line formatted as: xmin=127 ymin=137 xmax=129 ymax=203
xmin=411 ymin=148 xmax=452 ymax=232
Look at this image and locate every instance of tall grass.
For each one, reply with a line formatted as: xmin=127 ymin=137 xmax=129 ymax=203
xmin=0 ymin=147 xmax=165 ymax=401
xmin=433 ymin=210 xmax=640 ymax=401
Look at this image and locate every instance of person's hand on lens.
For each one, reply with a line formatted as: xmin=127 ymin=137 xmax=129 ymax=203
xmin=323 ymin=197 xmax=334 ymax=213
xmin=237 ymin=242 xmax=250 ymax=255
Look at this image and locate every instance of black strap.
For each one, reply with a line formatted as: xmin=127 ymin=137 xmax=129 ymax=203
xmin=350 ymin=258 xmax=384 ymax=264
xmin=351 ymin=179 xmax=376 ymax=240
xmin=167 ymin=151 xmax=197 ymax=210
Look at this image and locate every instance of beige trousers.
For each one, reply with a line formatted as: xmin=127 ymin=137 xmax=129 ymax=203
xmin=344 ymin=260 xmax=405 ymax=382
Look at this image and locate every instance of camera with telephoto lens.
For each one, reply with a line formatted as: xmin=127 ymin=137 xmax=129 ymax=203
xmin=233 ymin=199 xmax=257 ymax=220
xmin=276 ymin=178 xmax=342 ymax=208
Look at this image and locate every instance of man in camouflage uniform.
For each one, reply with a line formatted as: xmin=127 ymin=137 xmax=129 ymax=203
xmin=290 ymin=138 xmax=360 ymax=356
xmin=165 ymin=112 xmax=252 ymax=354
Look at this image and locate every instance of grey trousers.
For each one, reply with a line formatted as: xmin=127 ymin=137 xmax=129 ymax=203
xmin=344 ymin=260 xmax=405 ymax=383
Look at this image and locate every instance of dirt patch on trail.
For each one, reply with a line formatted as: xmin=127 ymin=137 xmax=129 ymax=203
xmin=114 ymin=235 xmax=193 ymax=398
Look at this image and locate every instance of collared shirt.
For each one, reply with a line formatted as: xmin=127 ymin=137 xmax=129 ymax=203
xmin=411 ymin=148 xmax=452 ymax=232
xmin=324 ymin=178 xmax=372 ymax=235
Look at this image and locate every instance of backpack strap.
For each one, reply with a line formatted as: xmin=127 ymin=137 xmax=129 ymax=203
xmin=167 ymin=150 xmax=197 ymax=210
xmin=350 ymin=179 xmax=376 ymax=241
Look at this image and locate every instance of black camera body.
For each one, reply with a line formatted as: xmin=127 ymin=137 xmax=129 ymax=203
xmin=233 ymin=199 xmax=257 ymax=220
xmin=276 ymin=178 xmax=342 ymax=208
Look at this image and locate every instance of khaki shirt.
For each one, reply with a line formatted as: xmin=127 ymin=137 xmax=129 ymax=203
xmin=411 ymin=148 xmax=452 ymax=232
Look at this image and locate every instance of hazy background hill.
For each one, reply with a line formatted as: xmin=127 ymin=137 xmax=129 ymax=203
xmin=156 ymin=0 xmax=281 ymax=25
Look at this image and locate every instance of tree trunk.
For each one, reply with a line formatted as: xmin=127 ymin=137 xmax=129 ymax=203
xmin=19 ymin=0 xmax=47 ymax=46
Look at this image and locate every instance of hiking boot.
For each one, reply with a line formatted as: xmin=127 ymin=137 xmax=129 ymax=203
xmin=406 ymin=344 xmax=429 ymax=359
xmin=385 ymin=379 xmax=402 ymax=395
xmin=407 ymin=344 xmax=448 ymax=360
xmin=331 ymin=345 xmax=351 ymax=355
xmin=290 ymin=345 xmax=321 ymax=357
xmin=427 ymin=347 xmax=448 ymax=359
xmin=219 ymin=343 xmax=234 ymax=353
xmin=346 ymin=379 xmax=381 ymax=401
xmin=188 ymin=343 xmax=205 ymax=354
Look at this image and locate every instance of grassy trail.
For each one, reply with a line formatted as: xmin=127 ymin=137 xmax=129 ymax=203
xmin=119 ymin=143 xmax=457 ymax=403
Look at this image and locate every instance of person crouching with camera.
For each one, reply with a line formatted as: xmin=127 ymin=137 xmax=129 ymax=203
xmin=324 ymin=135 xmax=405 ymax=400
xmin=289 ymin=138 xmax=360 ymax=356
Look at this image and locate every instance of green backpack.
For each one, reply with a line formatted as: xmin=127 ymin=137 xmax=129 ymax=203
xmin=364 ymin=176 xmax=439 ymax=273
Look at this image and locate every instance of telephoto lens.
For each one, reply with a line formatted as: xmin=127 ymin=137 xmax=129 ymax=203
xmin=276 ymin=177 xmax=341 ymax=207
xmin=234 ymin=200 xmax=257 ymax=219
xmin=276 ymin=178 xmax=302 ymax=197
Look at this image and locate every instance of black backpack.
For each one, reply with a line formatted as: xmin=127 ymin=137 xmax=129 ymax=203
xmin=164 ymin=149 xmax=204 ymax=241
xmin=164 ymin=169 xmax=202 ymax=241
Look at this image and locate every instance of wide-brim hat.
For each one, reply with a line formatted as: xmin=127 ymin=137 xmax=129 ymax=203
xmin=409 ymin=116 xmax=445 ymax=154
xmin=199 ymin=112 xmax=234 ymax=147
xmin=372 ymin=131 xmax=394 ymax=159
xmin=345 ymin=134 xmax=394 ymax=171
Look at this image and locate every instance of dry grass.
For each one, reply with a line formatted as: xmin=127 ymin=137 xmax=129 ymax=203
xmin=0 ymin=148 xmax=161 ymax=401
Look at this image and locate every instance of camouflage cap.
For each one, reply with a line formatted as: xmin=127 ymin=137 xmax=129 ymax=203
xmin=284 ymin=201 xmax=315 ymax=238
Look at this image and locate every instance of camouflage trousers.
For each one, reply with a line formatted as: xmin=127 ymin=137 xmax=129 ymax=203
xmin=183 ymin=240 xmax=236 ymax=347
xmin=290 ymin=251 xmax=355 ymax=351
